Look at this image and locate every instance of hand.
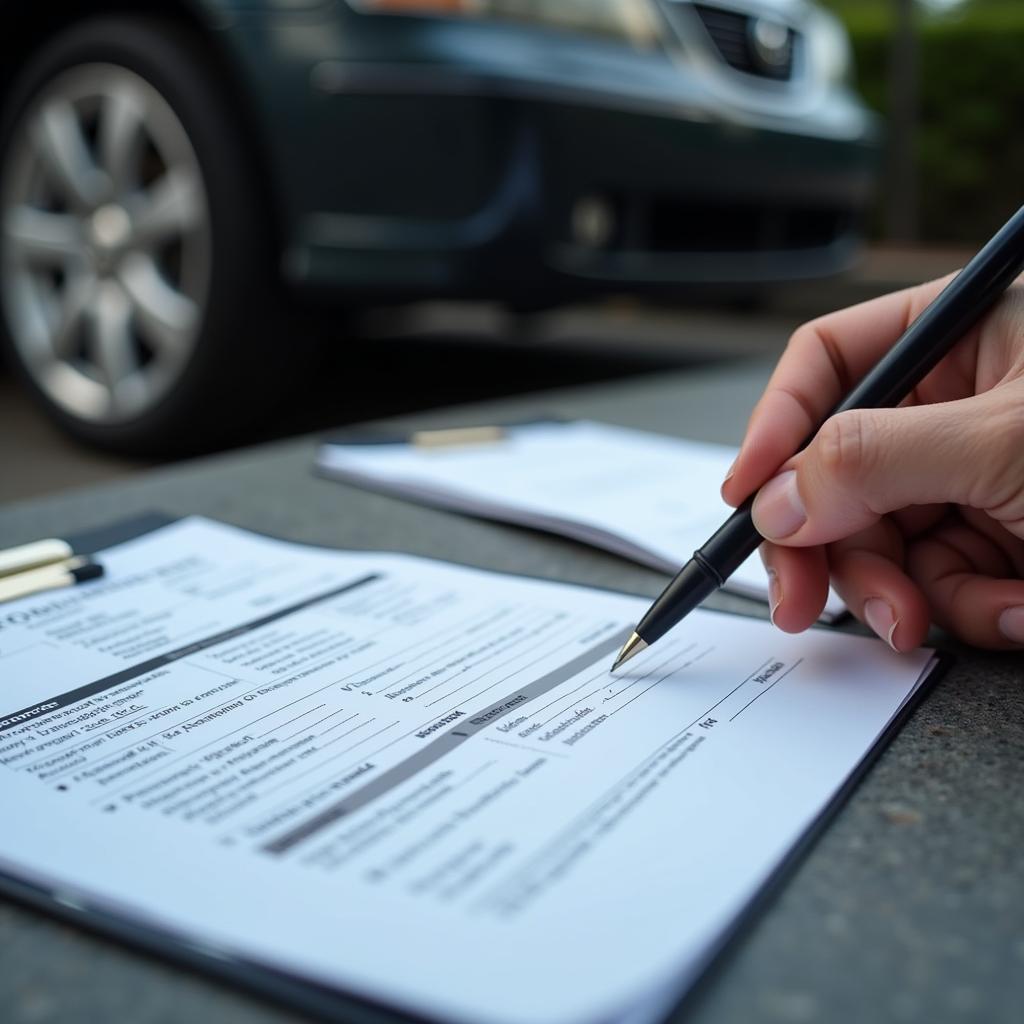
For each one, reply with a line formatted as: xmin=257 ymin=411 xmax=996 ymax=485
xmin=721 ymin=275 xmax=1024 ymax=651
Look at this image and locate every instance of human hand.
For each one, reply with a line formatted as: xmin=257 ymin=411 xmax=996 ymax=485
xmin=721 ymin=276 xmax=1024 ymax=650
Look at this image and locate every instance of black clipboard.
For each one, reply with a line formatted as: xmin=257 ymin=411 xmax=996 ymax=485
xmin=0 ymin=513 xmax=953 ymax=1024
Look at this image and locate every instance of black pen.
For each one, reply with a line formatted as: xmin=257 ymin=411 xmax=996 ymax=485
xmin=612 ymin=202 xmax=1024 ymax=671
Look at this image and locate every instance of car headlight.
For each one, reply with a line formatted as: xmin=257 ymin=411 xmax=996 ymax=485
xmin=806 ymin=7 xmax=854 ymax=85
xmin=351 ymin=0 xmax=661 ymax=47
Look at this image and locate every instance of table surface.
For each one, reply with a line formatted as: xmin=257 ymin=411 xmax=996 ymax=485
xmin=2 ymin=359 xmax=1021 ymax=1024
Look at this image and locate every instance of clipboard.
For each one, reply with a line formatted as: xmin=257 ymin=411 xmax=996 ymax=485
xmin=0 ymin=513 xmax=951 ymax=1024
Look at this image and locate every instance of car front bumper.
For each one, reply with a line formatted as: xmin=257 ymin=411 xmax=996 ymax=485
xmin=222 ymin=9 xmax=880 ymax=298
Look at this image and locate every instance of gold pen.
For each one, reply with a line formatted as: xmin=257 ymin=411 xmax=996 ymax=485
xmin=410 ymin=425 xmax=506 ymax=449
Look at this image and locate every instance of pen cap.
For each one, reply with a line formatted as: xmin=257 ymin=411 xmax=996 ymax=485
xmin=637 ymin=558 xmax=720 ymax=645
xmin=71 ymin=562 xmax=105 ymax=583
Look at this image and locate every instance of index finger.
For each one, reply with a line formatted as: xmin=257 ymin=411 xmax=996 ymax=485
xmin=721 ymin=276 xmax=953 ymax=508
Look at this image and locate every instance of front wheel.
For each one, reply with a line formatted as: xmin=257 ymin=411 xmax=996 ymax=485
xmin=0 ymin=17 xmax=280 ymax=454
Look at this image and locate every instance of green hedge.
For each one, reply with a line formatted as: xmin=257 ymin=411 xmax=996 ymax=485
xmin=834 ymin=4 xmax=1024 ymax=243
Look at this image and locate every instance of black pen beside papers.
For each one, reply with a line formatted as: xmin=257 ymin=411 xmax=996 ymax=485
xmin=0 ymin=516 xmax=942 ymax=1024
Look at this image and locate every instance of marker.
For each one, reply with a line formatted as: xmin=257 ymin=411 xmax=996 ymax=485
xmin=0 ymin=538 xmax=75 ymax=579
xmin=411 ymin=426 xmax=506 ymax=448
xmin=0 ymin=557 xmax=105 ymax=605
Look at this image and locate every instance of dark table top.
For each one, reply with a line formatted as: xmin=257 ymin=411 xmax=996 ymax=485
xmin=1 ymin=359 xmax=1021 ymax=1024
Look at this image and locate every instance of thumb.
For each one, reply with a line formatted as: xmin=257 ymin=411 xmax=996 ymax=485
xmin=751 ymin=396 xmax=1004 ymax=547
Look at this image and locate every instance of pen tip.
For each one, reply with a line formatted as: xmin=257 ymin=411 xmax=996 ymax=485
xmin=611 ymin=631 xmax=647 ymax=673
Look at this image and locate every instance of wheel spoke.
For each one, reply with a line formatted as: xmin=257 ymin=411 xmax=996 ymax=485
xmin=3 ymin=205 xmax=83 ymax=264
xmin=6 ymin=64 xmax=211 ymax=425
xmin=99 ymin=85 xmax=146 ymax=196
xmin=117 ymin=251 xmax=198 ymax=356
xmin=51 ymin=272 xmax=97 ymax=359
xmin=130 ymin=168 xmax=204 ymax=247
xmin=32 ymin=99 xmax=109 ymax=211
xmin=88 ymin=282 xmax=137 ymax=404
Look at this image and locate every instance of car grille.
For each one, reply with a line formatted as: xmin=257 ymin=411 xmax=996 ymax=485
xmin=563 ymin=193 xmax=850 ymax=255
xmin=647 ymin=198 xmax=847 ymax=252
xmin=691 ymin=3 xmax=796 ymax=81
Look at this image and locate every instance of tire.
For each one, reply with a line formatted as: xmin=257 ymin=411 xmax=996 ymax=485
xmin=0 ymin=16 xmax=287 ymax=455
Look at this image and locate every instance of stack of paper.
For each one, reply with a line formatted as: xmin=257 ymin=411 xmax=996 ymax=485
xmin=0 ymin=517 xmax=935 ymax=1024
xmin=317 ymin=420 xmax=846 ymax=621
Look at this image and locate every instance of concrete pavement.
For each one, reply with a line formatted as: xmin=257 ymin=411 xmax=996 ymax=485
xmin=0 ymin=244 xmax=976 ymax=506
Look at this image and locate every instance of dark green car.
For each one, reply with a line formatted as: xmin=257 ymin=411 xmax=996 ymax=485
xmin=0 ymin=1 xmax=877 ymax=451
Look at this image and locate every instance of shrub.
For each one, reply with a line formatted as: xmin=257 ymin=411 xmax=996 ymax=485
xmin=835 ymin=3 xmax=1024 ymax=242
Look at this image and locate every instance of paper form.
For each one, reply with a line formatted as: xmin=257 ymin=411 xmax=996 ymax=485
xmin=316 ymin=420 xmax=847 ymax=621
xmin=0 ymin=518 xmax=934 ymax=1024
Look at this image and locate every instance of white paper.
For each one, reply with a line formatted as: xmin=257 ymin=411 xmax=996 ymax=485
xmin=317 ymin=421 xmax=846 ymax=621
xmin=0 ymin=518 xmax=932 ymax=1024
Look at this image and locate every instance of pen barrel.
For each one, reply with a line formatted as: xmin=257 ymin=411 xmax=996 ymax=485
xmin=0 ymin=538 xmax=73 ymax=578
xmin=0 ymin=566 xmax=73 ymax=603
xmin=638 ymin=502 xmax=761 ymax=645
xmin=833 ymin=202 xmax=1024 ymax=416
xmin=698 ymin=500 xmax=762 ymax=581
xmin=0 ymin=558 xmax=102 ymax=604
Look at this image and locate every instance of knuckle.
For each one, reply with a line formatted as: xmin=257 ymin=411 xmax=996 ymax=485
xmin=768 ymin=384 xmax=819 ymax=433
xmin=784 ymin=320 xmax=817 ymax=356
xmin=976 ymin=396 xmax=1024 ymax=515
xmin=815 ymin=411 xmax=877 ymax=485
xmin=993 ymin=394 xmax=1024 ymax=450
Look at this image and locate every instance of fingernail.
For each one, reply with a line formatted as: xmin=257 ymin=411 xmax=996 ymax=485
xmin=864 ymin=598 xmax=900 ymax=652
xmin=767 ymin=568 xmax=782 ymax=627
xmin=752 ymin=470 xmax=806 ymax=540
xmin=720 ymin=457 xmax=738 ymax=500
xmin=998 ymin=606 xmax=1024 ymax=643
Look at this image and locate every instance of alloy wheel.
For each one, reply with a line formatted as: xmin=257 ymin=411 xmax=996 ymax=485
xmin=1 ymin=62 xmax=211 ymax=423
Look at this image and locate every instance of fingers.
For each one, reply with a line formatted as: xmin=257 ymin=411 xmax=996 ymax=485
xmin=888 ymin=504 xmax=948 ymax=540
xmin=722 ymin=276 xmax=953 ymax=507
xmin=908 ymin=521 xmax=1024 ymax=648
xmin=761 ymin=519 xmax=931 ymax=652
xmin=764 ymin=511 xmax=1024 ymax=650
xmin=758 ymin=542 xmax=829 ymax=633
xmin=750 ymin=396 xmax=1004 ymax=548
xmin=957 ymin=506 xmax=1024 ymax=577
xmin=826 ymin=521 xmax=932 ymax=653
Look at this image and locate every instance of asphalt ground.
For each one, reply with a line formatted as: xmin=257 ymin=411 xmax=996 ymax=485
xmin=0 ymin=302 xmax=790 ymax=504
xmin=0 ymin=245 xmax=971 ymax=506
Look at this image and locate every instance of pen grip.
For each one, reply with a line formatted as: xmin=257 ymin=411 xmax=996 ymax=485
xmin=638 ymin=501 xmax=761 ymax=646
xmin=698 ymin=500 xmax=761 ymax=582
